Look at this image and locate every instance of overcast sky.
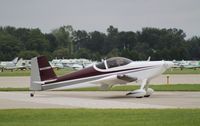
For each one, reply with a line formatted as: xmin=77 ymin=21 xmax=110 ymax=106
xmin=0 ymin=0 xmax=199 ymax=38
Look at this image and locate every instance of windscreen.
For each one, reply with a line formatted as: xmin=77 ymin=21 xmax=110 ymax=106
xmin=96 ymin=62 xmax=106 ymax=69
xmin=106 ymin=57 xmax=132 ymax=68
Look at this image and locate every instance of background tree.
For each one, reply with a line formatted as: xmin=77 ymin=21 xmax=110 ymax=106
xmin=74 ymin=48 xmax=91 ymax=59
xmin=53 ymin=48 xmax=71 ymax=59
xmin=0 ymin=25 xmax=199 ymax=61
xmin=25 ymin=29 xmax=49 ymax=53
xmin=52 ymin=25 xmax=74 ymax=55
xmin=18 ymin=51 xmax=39 ymax=59
xmin=73 ymin=30 xmax=89 ymax=51
xmin=187 ymin=36 xmax=200 ymax=60
xmin=45 ymin=33 xmax=58 ymax=52
xmin=104 ymin=25 xmax=119 ymax=54
xmin=0 ymin=32 xmax=21 ymax=60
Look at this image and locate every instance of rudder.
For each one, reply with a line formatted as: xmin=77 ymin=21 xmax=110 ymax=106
xmin=30 ymin=56 xmax=57 ymax=91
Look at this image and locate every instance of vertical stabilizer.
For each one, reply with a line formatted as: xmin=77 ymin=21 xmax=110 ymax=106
xmin=12 ymin=57 xmax=19 ymax=64
xmin=16 ymin=58 xmax=23 ymax=67
xmin=30 ymin=56 xmax=57 ymax=91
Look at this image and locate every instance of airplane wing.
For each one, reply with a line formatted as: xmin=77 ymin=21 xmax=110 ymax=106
xmin=91 ymin=74 xmax=137 ymax=90
xmin=52 ymin=74 xmax=138 ymax=91
xmin=39 ymin=74 xmax=137 ymax=91
xmin=117 ymin=74 xmax=137 ymax=82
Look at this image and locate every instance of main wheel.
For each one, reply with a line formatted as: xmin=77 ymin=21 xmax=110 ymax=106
xmin=144 ymin=95 xmax=150 ymax=97
xmin=136 ymin=96 xmax=143 ymax=98
xmin=145 ymin=88 xmax=154 ymax=97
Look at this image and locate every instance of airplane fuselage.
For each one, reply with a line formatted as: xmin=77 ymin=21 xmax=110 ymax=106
xmin=38 ymin=60 xmax=172 ymax=90
xmin=30 ymin=56 xmax=174 ymax=97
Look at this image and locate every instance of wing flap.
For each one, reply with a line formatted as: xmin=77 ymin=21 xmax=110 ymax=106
xmin=117 ymin=74 xmax=137 ymax=82
xmin=92 ymin=74 xmax=137 ymax=86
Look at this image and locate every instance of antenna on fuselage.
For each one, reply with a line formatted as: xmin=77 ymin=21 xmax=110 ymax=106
xmin=147 ymin=56 xmax=151 ymax=61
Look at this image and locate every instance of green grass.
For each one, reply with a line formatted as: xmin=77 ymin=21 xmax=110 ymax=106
xmin=0 ymin=84 xmax=200 ymax=92
xmin=0 ymin=70 xmax=30 ymax=76
xmin=60 ymin=84 xmax=200 ymax=92
xmin=0 ymin=68 xmax=75 ymax=76
xmin=0 ymin=109 xmax=199 ymax=126
xmin=0 ymin=87 xmax=29 ymax=91
xmin=149 ymin=84 xmax=200 ymax=91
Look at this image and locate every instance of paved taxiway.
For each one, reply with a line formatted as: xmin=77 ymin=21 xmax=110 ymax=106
xmin=0 ymin=91 xmax=200 ymax=109
xmin=0 ymin=75 xmax=200 ymax=88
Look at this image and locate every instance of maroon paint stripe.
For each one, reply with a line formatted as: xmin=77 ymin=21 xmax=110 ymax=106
xmin=37 ymin=56 xmax=50 ymax=68
xmin=44 ymin=65 xmax=158 ymax=84
xmin=37 ymin=56 xmax=57 ymax=81
xmin=40 ymin=69 xmax=57 ymax=81
xmin=42 ymin=67 xmax=159 ymax=85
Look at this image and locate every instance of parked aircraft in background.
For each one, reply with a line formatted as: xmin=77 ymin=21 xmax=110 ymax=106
xmin=0 ymin=57 xmax=19 ymax=71
xmin=173 ymin=60 xmax=200 ymax=69
xmin=0 ymin=57 xmax=95 ymax=72
xmin=0 ymin=58 xmax=31 ymax=71
xmin=30 ymin=56 xmax=173 ymax=98
xmin=71 ymin=64 xmax=84 ymax=70
xmin=51 ymin=58 xmax=96 ymax=70
xmin=15 ymin=58 xmax=31 ymax=70
xmin=49 ymin=61 xmax=64 ymax=70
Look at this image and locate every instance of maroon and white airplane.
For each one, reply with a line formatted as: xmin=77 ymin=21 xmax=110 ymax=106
xmin=30 ymin=56 xmax=173 ymax=98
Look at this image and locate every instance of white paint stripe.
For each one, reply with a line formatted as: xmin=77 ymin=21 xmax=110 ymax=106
xmin=40 ymin=66 xmax=52 ymax=71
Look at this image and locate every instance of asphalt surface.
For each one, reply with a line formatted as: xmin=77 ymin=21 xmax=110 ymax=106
xmin=0 ymin=75 xmax=199 ymax=109
xmin=0 ymin=91 xmax=200 ymax=109
xmin=0 ymin=75 xmax=200 ymax=88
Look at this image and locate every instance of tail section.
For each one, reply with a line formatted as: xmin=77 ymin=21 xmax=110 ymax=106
xmin=30 ymin=56 xmax=57 ymax=91
xmin=16 ymin=58 xmax=24 ymax=67
xmin=12 ymin=57 xmax=19 ymax=64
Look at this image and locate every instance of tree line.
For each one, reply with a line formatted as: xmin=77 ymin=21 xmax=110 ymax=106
xmin=0 ymin=25 xmax=199 ymax=61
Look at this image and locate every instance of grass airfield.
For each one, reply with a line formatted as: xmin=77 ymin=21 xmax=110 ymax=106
xmin=0 ymin=109 xmax=200 ymax=126
xmin=1 ymin=84 xmax=200 ymax=91
xmin=0 ymin=68 xmax=200 ymax=125
xmin=0 ymin=68 xmax=75 ymax=76
xmin=0 ymin=68 xmax=200 ymax=76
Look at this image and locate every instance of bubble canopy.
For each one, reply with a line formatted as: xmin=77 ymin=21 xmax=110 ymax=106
xmin=95 ymin=57 xmax=132 ymax=69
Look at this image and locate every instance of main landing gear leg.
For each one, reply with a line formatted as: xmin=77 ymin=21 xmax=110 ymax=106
xmin=126 ymin=79 xmax=147 ymax=98
xmin=144 ymin=80 xmax=154 ymax=97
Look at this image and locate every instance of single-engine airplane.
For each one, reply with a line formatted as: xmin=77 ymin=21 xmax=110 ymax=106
xmin=0 ymin=57 xmax=19 ymax=71
xmin=30 ymin=56 xmax=173 ymax=98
